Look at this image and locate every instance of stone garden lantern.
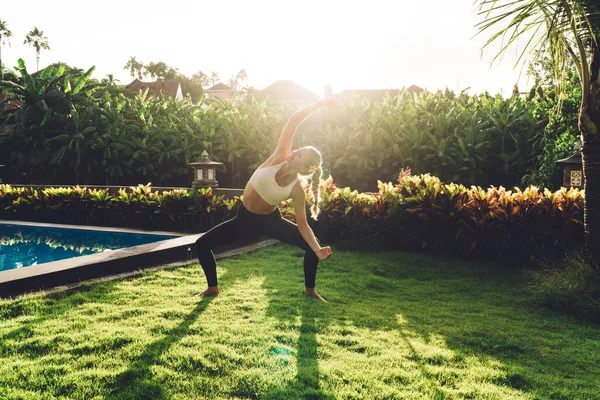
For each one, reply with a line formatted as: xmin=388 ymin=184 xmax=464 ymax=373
xmin=556 ymin=143 xmax=584 ymax=189
xmin=188 ymin=151 xmax=224 ymax=188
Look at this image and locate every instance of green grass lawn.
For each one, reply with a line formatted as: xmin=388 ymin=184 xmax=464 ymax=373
xmin=1 ymin=244 xmax=599 ymax=400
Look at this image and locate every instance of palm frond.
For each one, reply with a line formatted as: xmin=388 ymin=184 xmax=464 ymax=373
xmin=475 ymin=0 xmax=600 ymax=103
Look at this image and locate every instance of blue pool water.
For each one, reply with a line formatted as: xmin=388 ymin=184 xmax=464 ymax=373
xmin=0 ymin=224 xmax=177 ymax=271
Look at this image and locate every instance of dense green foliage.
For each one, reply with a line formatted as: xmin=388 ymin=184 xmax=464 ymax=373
xmin=522 ymin=57 xmax=582 ymax=189
xmin=1 ymin=246 xmax=599 ymax=399
xmin=1 ymin=60 xmax=577 ymax=192
xmin=474 ymin=0 xmax=600 ymax=272
xmin=300 ymin=90 xmax=541 ymax=191
xmin=312 ymin=174 xmax=583 ymax=262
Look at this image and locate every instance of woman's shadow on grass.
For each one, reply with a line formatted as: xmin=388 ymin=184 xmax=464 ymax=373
xmin=234 ymin=243 xmax=600 ymax=399
xmin=263 ymin=300 xmax=336 ymax=400
xmin=0 ymin=279 xmax=135 ymax=355
xmin=0 ymin=267 xmax=217 ymax=400
xmin=104 ymin=296 xmax=215 ymax=400
xmin=254 ymin=243 xmax=517 ymax=398
xmin=212 ymin=242 xmax=336 ymax=399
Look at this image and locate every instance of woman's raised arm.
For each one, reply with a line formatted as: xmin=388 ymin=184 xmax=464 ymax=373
xmin=271 ymin=98 xmax=335 ymax=161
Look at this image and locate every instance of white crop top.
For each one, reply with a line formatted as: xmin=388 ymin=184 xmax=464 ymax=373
xmin=249 ymin=162 xmax=298 ymax=205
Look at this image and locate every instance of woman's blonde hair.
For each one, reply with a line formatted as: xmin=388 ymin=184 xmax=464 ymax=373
xmin=298 ymin=146 xmax=322 ymax=220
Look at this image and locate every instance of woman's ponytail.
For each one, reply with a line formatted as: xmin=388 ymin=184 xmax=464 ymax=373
xmin=309 ymin=166 xmax=322 ymax=220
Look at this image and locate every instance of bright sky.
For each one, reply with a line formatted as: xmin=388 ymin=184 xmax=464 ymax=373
xmin=1 ymin=0 xmax=534 ymax=97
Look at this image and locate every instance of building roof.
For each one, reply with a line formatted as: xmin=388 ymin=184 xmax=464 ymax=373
xmin=31 ymin=63 xmax=84 ymax=78
xmin=31 ymin=63 xmax=61 ymax=78
xmin=126 ymin=79 xmax=181 ymax=99
xmin=206 ymin=82 xmax=233 ymax=91
xmin=406 ymin=85 xmax=424 ymax=94
xmin=0 ymin=93 xmax=20 ymax=114
xmin=256 ymin=80 xmax=320 ymax=103
xmin=0 ymin=93 xmax=9 ymax=110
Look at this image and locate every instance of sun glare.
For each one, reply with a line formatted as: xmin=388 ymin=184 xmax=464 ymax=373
xmin=1 ymin=0 xmax=529 ymax=96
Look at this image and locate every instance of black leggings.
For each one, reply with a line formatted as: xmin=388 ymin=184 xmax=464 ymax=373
xmin=195 ymin=204 xmax=319 ymax=288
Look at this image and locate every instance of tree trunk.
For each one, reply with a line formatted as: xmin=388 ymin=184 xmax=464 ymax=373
xmin=582 ymin=132 xmax=600 ymax=270
xmin=580 ymin=44 xmax=600 ymax=270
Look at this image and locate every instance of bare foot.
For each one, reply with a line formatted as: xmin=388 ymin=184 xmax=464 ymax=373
xmin=305 ymin=289 xmax=328 ymax=302
xmin=193 ymin=286 xmax=219 ymax=297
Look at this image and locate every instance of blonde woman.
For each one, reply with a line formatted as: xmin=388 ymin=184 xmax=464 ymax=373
xmin=195 ymin=98 xmax=334 ymax=302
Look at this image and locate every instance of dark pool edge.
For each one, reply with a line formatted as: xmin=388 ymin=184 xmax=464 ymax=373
xmin=1 ymin=238 xmax=279 ymax=300
xmin=0 ymin=233 xmax=280 ymax=299
xmin=0 ymin=234 xmax=198 ymax=297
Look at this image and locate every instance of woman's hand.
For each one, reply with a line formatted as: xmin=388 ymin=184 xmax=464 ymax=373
xmin=316 ymin=246 xmax=332 ymax=261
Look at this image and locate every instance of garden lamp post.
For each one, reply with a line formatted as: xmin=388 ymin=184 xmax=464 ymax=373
xmin=0 ymin=164 xmax=4 ymax=184
xmin=556 ymin=143 xmax=584 ymax=189
xmin=188 ymin=151 xmax=223 ymax=188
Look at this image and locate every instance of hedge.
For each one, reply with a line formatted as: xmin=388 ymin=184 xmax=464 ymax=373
xmin=0 ymin=175 xmax=584 ymax=263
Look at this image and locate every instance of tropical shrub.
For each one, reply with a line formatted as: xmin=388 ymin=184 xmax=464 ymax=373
xmin=1 ymin=171 xmax=583 ymax=262
xmin=0 ymin=184 xmax=239 ymax=232
xmin=310 ymin=172 xmax=584 ymax=262
xmin=526 ymin=248 xmax=600 ymax=322
xmin=210 ymin=97 xmax=292 ymax=187
xmin=296 ymin=89 xmax=540 ymax=191
xmin=0 ymin=60 xmax=99 ymax=183
xmin=2 ymin=60 xmax=556 ymax=191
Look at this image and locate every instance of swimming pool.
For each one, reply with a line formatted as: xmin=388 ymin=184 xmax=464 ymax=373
xmin=0 ymin=222 xmax=177 ymax=272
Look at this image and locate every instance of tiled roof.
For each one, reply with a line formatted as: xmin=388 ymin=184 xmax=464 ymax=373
xmin=207 ymin=83 xmax=232 ymax=91
xmin=0 ymin=93 xmax=20 ymax=114
xmin=126 ymin=79 xmax=181 ymax=99
xmin=406 ymin=85 xmax=424 ymax=93
xmin=31 ymin=63 xmax=63 ymax=78
xmin=257 ymin=80 xmax=320 ymax=102
xmin=31 ymin=63 xmax=84 ymax=78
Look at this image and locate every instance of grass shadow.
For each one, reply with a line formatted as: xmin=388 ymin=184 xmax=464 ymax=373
xmin=0 ymin=257 xmax=215 ymax=399
xmin=0 ymin=279 xmax=125 ymax=353
xmin=2 ymin=242 xmax=600 ymax=399
xmin=262 ymin=300 xmax=336 ymax=400
xmin=251 ymin=243 xmax=600 ymax=398
xmin=213 ymin=243 xmax=336 ymax=399
xmin=105 ymin=296 xmax=215 ymax=400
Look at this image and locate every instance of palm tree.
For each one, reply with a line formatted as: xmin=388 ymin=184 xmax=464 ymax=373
xmin=123 ymin=56 xmax=144 ymax=80
xmin=209 ymin=71 xmax=220 ymax=86
xmin=0 ymin=20 xmax=12 ymax=80
xmin=236 ymin=68 xmax=248 ymax=84
xmin=24 ymin=27 xmax=50 ymax=71
xmin=475 ymin=0 xmax=600 ymax=269
xmin=143 ymin=61 xmax=175 ymax=81
xmin=191 ymin=70 xmax=209 ymax=87
xmin=227 ymin=68 xmax=248 ymax=91
xmin=101 ymin=74 xmax=120 ymax=86
xmin=145 ymin=61 xmax=158 ymax=81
